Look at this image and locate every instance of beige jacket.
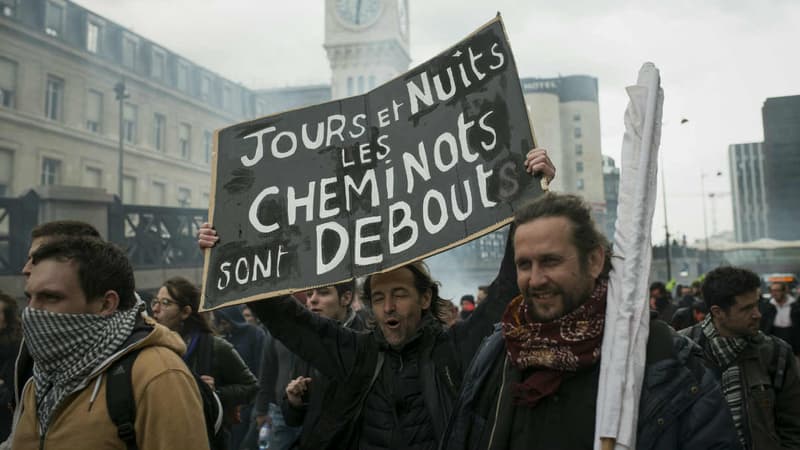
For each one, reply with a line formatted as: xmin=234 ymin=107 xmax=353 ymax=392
xmin=11 ymin=317 xmax=210 ymax=450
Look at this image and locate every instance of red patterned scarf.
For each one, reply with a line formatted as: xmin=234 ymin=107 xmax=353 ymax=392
xmin=501 ymin=278 xmax=607 ymax=407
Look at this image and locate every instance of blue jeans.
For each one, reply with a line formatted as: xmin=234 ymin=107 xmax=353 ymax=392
xmin=268 ymin=403 xmax=302 ymax=450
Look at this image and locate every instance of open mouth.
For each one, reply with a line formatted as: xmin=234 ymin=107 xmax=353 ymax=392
xmin=385 ymin=319 xmax=400 ymax=328
xmin=310 ymin=308 xmax=322 ymax=314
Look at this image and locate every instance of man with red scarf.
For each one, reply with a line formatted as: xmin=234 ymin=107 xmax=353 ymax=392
xmin=441 ymin=193 xmax=739 ymax=450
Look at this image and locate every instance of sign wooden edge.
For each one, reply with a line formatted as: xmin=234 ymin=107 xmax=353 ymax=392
xmin=199 ymin=130 xmax=220 ymax=311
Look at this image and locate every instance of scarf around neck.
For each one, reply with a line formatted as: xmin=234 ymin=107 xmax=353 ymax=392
xmin=22 ymin=302 xmax=142 ymax=434
xmin=701 ymin=315 xmax=750 ymax=448
xmin=501 ymin=278 xmax=607 ymax=407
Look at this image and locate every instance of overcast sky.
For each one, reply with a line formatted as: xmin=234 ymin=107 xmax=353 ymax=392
xmin=76 ymin=0 xmax=800 ymax=245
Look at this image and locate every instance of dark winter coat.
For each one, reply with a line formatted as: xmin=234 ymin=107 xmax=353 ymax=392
xmin=441 ymin=318 xmax=740 ymax=450
xmin=278 ymin=309 xmax=368 ymax=428
xmin=682 ymin=324 xmax=800 ymax=449
xmin=183 ymin=332 xmax=259 ymax=416
xmin=215 ymin=305 xmax=267 ymax=376
xmin=248 ymin=231 xmax=519 ymax=450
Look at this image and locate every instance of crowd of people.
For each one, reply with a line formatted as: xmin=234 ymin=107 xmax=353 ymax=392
xmin=0 ymin=148 xmax=798 ymax=449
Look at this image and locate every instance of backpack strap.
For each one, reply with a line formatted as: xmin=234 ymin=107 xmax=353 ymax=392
xmin=106 ymin=348 xmax=144 ymax=450
xmin=195 ymin=333 xmax=214 ymax=376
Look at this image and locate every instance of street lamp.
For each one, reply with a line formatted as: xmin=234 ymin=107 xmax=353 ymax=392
xmin=114 ymin=80 xmax=129 ymax=202
xmin=700 ymin=170 xmax=722 ymax=271
xmin=661 ymin=117 xmax=691 ymax=281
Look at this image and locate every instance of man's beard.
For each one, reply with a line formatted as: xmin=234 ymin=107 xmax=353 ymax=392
xmin=524 ymin=276 xmax=595 ymax=323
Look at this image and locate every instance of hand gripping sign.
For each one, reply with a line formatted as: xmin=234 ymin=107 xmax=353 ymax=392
xmin=201 ymin=15 xmax=542 ymax=310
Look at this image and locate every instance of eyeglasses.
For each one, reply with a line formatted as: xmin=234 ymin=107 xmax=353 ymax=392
xmin=150 ymin=297 xmax=178 ymax=309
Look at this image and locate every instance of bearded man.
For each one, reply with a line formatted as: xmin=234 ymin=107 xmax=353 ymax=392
xmin=442 ymin=193 xmax=739 ymax=450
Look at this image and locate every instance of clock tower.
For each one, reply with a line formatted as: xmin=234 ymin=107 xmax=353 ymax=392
xmin=325 ymin=0 xmax=411 ymax=100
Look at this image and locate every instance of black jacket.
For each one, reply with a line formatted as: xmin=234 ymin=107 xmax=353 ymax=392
xmin=681 ymin=324 xmax=800 ymax=449
xmin=275 ymin=309 xmax=368 ymax=429
xmin=249 ymin=228 xmax=519 ymax=450
xmin=442 ymin=317 xmax=740 ymax=450
xmin=183 ymin=333 xmax=259 ymax=416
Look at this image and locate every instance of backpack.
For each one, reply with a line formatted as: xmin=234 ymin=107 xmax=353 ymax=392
xmin=106 ymin=344 xmax=225 ymax=450
xmin=686 ymin=325 xmax=792 ymax=391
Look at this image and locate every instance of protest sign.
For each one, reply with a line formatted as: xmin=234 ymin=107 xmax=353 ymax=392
xmin=201 ymin=16 xmax=542 ymax=310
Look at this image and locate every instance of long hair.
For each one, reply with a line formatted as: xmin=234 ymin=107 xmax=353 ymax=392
xmin=161 ymin=277 xmax=214 ymax=336
xmin=362 ymin=261 xmax=452 ymax=325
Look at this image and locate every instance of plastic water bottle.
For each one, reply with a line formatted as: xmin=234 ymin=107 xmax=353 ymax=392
xmin=258 ymin=422 xmax=271 ymax=450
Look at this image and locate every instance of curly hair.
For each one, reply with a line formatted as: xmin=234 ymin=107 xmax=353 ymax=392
xmin=702 ymin=266 xmax=761 ymax=311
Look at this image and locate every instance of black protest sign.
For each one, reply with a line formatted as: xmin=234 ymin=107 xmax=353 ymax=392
xmin=200 ymin=16 xmax=542 ymax=310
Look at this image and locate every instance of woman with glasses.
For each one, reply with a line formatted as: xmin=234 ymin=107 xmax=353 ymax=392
xmin=152 ymin=276 xmax=258 ymax=449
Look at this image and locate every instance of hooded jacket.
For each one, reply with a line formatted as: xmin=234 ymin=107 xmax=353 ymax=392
xmin=214 ymin=306 xmax=267 ymax=376
xmin=9 ymin=315 xmax=210 ymax=450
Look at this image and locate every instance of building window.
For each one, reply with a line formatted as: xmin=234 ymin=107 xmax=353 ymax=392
xmin=0 ymin=58 xmax=17 ymax=108
xmin=122 ymin=175 xmax=136 ymax=204
xmin=575 ymin=143 xmax=583 ymax=155
xmin=153 ymin=113 xmax=166 ymax=151
xmin=86 ymin=21 xmax=100 ymax=53
xmin=222 ymin=85 xmax=232 ymax=111
xmin=151 ymin=49 xmax=165 ymax=80
xmin=123 ymin=103 xmax=137 ymax=143
xmin=0 ymin=149 xmax=12 ymax=196
xmin=358 ymin=75 xmax=364 ymax=94
xmin=576 ymin=178 xmax=585 ymax=190
xmin=151 ymin=181 xmax=166 ymax=205
xmin=179 ymin=123 xmax=191 ymax=159
xmin=86 ymin=90 xmax=102 ymax=133
xmin=369 ymin=75 xmax=376 ymax=90
xmin=45 ymin=1 xmax=63 ymax=37
xmin=41 ymin=157 xmax=61 ymax=186
xmin=84 ymin=166 xmax=102 ymax=188
xmin=576 ymin=161 xmax=584 ymax=173
xmin=573 ymin=113 xmax=581 ymax=122
xmin=122 ymin=36 xmax=137 ymax=69
xmin=200 ymin=75 xmax=210 ymax=101
xmin=45 ymin=76 xmax=64 ymax=121
xmin=204 ymin=130 xmax=212 ymax=164
xmin=347 ymin=77 xmax=353 ymax=96
xmin=574 ymin=127 xmax=582 ymax=138
xmin=177 ymin=187 xmax=191 ymax=207
xmin=1 ymin=0 xmax=16 ymax=18
xmin=202 ymin=192 xmax=210 ymax=206
xmin=177 ymin=62 xmax=189 ymax=92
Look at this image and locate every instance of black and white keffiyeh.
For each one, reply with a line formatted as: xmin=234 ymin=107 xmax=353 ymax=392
xmin=701 ymin=315 xmax=749 ymax=449
xmin=22 ymin=302 xmax=142 ymax=433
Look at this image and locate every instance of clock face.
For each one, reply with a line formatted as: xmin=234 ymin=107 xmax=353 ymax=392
xmin=335 ymin=0 xmax=383 ymax=27
xmin=397 ymin=0 xmax=408 ymax=36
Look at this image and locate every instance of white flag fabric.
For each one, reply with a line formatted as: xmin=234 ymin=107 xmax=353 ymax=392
xmin=594 ymin=63 xmax=664 ymax=450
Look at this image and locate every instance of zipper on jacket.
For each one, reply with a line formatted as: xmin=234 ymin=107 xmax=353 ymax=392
xmin=487 ymin=355 xmax=508 ymax=448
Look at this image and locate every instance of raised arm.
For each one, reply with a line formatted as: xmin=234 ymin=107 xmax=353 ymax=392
xmin=449 ymin=147 xmax=554 ymax=367
xmin=247 ymin=296 xmax=366 ymax=381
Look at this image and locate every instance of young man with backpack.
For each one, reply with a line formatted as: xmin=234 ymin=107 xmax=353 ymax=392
xmin=10 ymin=236 xmax=210 ymax=449
xmin=681 ymin=266 xmax=800 ymax=449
